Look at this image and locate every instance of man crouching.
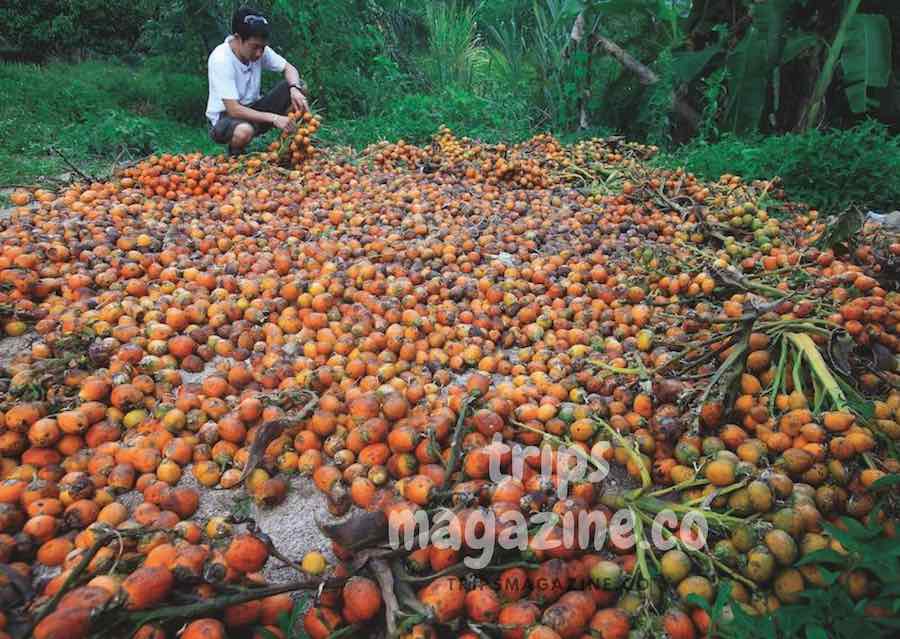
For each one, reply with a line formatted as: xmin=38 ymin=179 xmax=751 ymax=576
xmin=206 ymin=7 xmax=309 ymax=156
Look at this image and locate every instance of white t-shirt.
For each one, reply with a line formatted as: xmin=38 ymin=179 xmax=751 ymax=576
xmin=206 ymin=36 xmax=287 ymax=126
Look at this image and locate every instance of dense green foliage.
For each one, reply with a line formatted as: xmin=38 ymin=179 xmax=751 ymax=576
xmin=0 ymin=1 xmax=897 ymax=213
xmin=0 ymin=1 xmax=154 ymax=60
xmin=659 ymin=121 xmax=900 ymax=213
xmin=320 ymin=88 xmax=535 ymax=149
xmin=4 ymin=1 xmax=897 ymax=135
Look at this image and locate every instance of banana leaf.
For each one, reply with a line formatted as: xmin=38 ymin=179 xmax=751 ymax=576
xmin=723 ymin=36 xmax=768 ymax=133
xmin=723 ymin=0 xmax=789 ymax=133
xmin=671 ymin=44 xmax=722 ymax=85
xmin=842 ymin=13 xmax=893 ymax=113
xmin=781 ymin=32 xmax=822 ymax=64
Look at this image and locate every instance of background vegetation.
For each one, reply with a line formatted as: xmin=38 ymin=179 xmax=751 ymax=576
xmin=1 ymin=0 xmax=898 ymax=212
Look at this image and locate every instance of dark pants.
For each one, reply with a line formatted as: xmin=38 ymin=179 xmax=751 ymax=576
xmin=209 ymin=80 xmax=292 ymax=148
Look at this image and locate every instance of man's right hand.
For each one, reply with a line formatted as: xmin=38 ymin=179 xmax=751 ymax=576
xmin=271 ymin=114 xmax=291 ymax=130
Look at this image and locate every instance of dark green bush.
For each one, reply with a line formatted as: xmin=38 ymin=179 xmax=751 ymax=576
xmin=121 ymin=64 xmax=209 ymax=125
xmin=660 ymin=121 xmax=900 ymax=213
xmin=86 ymin=111 xmax=162 ymax=156
xmin=0 ymin=1 xmax=153 ymax=61
xmin=258 ymin=0 xmax=391 ymax=119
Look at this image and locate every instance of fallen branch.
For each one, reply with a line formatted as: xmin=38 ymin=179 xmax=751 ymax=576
xmin=394 ymin=559 xmax=538 ymax=584
xmin=123 ymin=576 xmax=346 ymax=633
xmin=244 ymin=520 xmax=305 ymax=575
xmin=238 ymin=390 xmax=318 ymax=484
xmin=48 ymin=146 xmax=98 ymax=183
xmin=444 ymin=392 xmax=480 ymax=479
xmin=371 ymin=559 xmax=400 ymax=636
xmin=28 ymin=526 xmax=150 ymax=630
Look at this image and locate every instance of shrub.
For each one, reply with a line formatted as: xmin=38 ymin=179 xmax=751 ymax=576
xmin=86 ymin=111 xmax=162 ymax=156
xmin=318 ymin=87 xmax=535 ymax=149
xmin=659 ymin=121 xmax=900 ymax=213
xmin=0 ymin=1 xmax=152 ymax=61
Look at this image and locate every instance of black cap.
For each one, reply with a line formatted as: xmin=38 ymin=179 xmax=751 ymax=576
xmin=232 ymin=7 xmax=271 ymax=40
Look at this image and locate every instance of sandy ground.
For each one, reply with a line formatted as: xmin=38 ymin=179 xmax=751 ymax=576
xmin=0 ymin=331 xmax=38 ymax=369
xmin=177 ymin=470 xmax=339 ymax=583
xmin=0 ymin=325 xmax=338 ymax=591
xmin=177 ymin=359 xmax=341 ymax=581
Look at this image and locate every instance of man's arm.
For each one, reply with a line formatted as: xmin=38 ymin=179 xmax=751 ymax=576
xmin=261 ymin=46 xmax=308 ymax=114
xmin=283 ymin=63 xmax=309 ymax=113
xmin=283 ymin=62 xmax=302 ymax=88
xmin=223 ymin=99 xmax=289 ymax=129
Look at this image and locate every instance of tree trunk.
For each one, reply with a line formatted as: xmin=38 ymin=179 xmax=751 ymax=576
xmin=593 ymin=34 xmax=658 ymax=85
xmin=567 ymin=11 xmax=700 ymax=133
xmin=568 ymin=11 xmax=591 ymax=129
xmin=580 ymin=53 xmax=593 ymax=130
xmin=593 ymin=34 xmax=700 ymax=130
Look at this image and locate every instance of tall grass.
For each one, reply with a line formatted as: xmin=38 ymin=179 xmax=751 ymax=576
xmin=423 ymin=1 xmax=489 ymax=90
xmin=486 ymin=17 xmax=529 ymax=90
xmin=492 ymin=0 xmax=585 ymax=131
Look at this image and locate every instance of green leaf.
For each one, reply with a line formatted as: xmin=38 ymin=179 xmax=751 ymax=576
xmin=671 ymin=45 xmax=722 ymax=84
xmin=686 ymin=593 xmax=712 ymax=611
xmin=842 ymin=14 xmax=892 ymax=113
xmin=276 ymin=610 xmax=291 ymax=632
xmin=723 ymin=0 xmax=790 ymax=133
xmin=796 ymin=549 xmax=847 ymax=567
xmin=723 ymin=35 xmax=766 ymax=133
xmin=834 ymin=374 xmax=876 ymax=420
xmin=759 ymin=2 xmax=791 ymax=69
xmin=805 ymin=626 xmax=829 ymax=639
xmin=840 ymin=514 xmax=882 ymax=541
xmin=781 ymin=32 xmax=822 ymax=64
xmin=824 ymin=569 xmax=844 ymax=586
xmin=821 ymin=521 xmax=860 ymax=551
xmin=871 ymin=473 xmax=900 ymax=491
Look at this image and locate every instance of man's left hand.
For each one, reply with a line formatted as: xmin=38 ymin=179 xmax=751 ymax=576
xmin=290 ymin=87 xmax=309 ymax=114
